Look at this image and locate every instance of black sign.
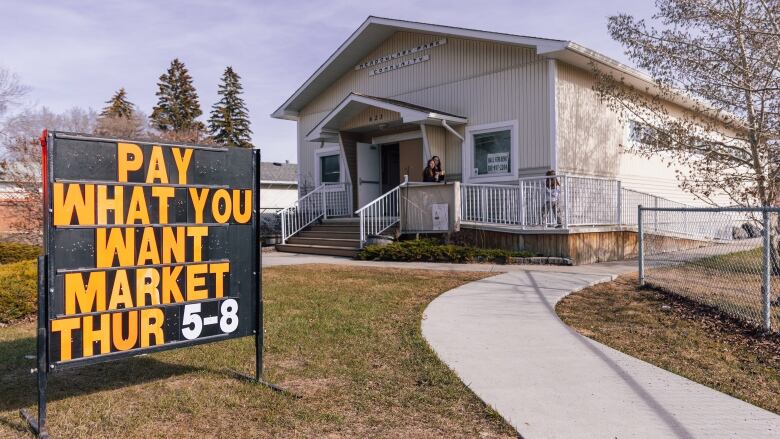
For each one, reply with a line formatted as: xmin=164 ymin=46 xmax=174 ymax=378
xmin=44 ymin=132 xmax=259 ymax=368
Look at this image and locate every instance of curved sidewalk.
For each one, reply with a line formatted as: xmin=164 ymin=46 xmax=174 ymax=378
xmin=422 ymin=269 xmax=780 ymax=438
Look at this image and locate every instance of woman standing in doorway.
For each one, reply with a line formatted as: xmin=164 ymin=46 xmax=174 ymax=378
xmin=423 ymin=158 xmax=440 ymax=182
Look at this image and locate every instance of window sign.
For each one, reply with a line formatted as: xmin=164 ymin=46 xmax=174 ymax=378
xmin=486 ymin=152 xmax=509 ymax=174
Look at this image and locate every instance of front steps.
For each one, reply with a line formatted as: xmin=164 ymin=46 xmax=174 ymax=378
xmin=276 ymin=218 xmax=362 ymax=257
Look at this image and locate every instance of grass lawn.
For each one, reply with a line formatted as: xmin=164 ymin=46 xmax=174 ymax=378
xmin=557 ymin=275 xmax=780 ymax=415
xmin=0 ymin=264 xmax=515 ymax=438
xmin=645 ymin=244 xmax=780 ymax=328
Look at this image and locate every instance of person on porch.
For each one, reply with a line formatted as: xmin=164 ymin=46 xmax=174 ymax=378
xmin=423 ymin=158 xmax=443 ymax=182
xmin=544 ymin=169 xmax=563 ymax=228
xmin=432 ymin=155 xmax=445 ymax=181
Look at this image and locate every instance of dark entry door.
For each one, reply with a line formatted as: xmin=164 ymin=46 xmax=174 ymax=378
xmin=380 ymin=143 xmax=400 ymax=194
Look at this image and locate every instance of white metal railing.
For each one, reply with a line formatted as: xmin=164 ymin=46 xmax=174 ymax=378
xmin=356 ymin=182 xmax=403 ymax=247
xmin=279 ymin=182 xmax=351 ymax=244
xmin=459 ymin=174 xmax=745 ymax=241
xmin=461 ymin=175 xmax=621 ymax=229
xmin=621 ymin=187 xmax=746 ymax=240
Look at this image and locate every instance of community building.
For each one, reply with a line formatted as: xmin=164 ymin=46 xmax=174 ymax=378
xmin=272 ymin=17 xmax=730 ymax=263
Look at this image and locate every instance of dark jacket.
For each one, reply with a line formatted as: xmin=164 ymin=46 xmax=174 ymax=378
xmin=423 ymin=167 xmax=438 ymax=182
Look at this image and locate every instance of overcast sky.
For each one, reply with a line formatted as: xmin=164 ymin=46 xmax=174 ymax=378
xmin=0 ymin=0 xmax=656 ymax=162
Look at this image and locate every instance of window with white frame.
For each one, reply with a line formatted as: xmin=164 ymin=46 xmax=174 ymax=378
xmin=319 ymin=154 xmax=340 ymax=183
xmin=473 ymin=129 xmax=511 ymax=176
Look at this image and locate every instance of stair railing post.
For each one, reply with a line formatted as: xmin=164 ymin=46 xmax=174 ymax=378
xmin=359 ymin=210 xmax=365 ymax=248
xmin=322 ymin=187 xmax=328 ymax=220
xmin=281 ymin=212 xmax=287 ymax=244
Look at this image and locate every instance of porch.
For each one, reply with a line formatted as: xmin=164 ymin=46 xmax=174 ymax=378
xmin=277 ymin=174 xmax=739 ymax=263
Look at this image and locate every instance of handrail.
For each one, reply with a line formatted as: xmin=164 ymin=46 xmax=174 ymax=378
xmin=278 ymin=182 xmax=351 ymax=244
xmin=356 ymin=180 xmax=405 ymax=248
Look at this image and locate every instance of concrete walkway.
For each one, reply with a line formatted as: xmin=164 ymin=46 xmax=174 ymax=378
xmin=263 ymin=251 xmax=780 ymax=438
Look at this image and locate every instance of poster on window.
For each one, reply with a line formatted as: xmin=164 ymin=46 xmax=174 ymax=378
xmin=486 ymin=152 xmax=509 ymax=174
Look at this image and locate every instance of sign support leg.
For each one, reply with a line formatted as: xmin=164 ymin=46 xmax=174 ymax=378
xmin=227 ymin=149 xmax=298 ymax=398
xmin=21 ymin=256 xmax=50 ymax=438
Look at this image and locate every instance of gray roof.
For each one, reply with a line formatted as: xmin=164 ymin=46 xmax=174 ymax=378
xmin=260 ymin=161 xmax=298 ymax=183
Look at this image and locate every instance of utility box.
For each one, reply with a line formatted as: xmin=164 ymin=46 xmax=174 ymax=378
xmin=399 ymin=182 xmax=461 ymax=233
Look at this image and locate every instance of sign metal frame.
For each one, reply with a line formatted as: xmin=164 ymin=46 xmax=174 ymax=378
xmin=21 ymin=131 xmax=273 ymax=438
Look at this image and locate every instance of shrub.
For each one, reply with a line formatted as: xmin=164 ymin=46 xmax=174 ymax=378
xmin=0 ymin=259 xmax=37 ymax=323
xmin=0 ymin=242 xmax=41 ymax=264
xmin=357 ymin=239 xmax=534 ymax=263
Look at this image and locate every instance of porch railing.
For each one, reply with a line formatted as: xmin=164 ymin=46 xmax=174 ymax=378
xmin=356 ymin=182 xmax=402 ymax=248
xmin=279 ymin=182 xmax=351 ymax=244
xmin=460 ymin=174 xmax=746 ymax=241
xmin=461 ymin=175 xmax=622 ymax=229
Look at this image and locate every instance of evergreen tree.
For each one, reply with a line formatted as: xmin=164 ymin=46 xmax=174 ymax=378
xmin=96 ymin=88 xmax=144 ymax=138
xmin=100 ymin=88 xmax=135 ymax=119
xmin=151 ymin=58 xmax=204 ymax=139
xmin=208 ymin=66 xmax=252 ymax=147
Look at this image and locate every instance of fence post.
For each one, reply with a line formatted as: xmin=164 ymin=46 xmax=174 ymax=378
xmin=762 ymin=208 xmax=772 ymax=332
xmin=616 ymin=180 xmax=622 ymax=225
xmin=563 ymin=175 xmax=570 ymax=228
xmin=638 ymin=205 xmax=645 ymax=286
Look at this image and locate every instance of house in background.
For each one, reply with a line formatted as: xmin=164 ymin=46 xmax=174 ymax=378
xmin=259 ymin=161 xmax=298 ymax=212
xmin=271 ymin=17 xmax=735 ymax=262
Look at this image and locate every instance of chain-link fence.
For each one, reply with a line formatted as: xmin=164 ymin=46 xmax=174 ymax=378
xmin=638 ymin=206 xmax=780 ymax=332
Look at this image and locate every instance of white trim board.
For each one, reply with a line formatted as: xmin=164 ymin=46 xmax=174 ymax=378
xmin=314 ymin=144 xmax=343 ymax=185
xmin=371 ymin=130 xmax=422 ymax=145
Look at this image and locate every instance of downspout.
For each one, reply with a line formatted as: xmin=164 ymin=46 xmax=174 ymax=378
xmin=441 ymin=120 xmax=464 ymax=141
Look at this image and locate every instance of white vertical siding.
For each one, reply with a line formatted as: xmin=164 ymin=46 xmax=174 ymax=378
xmin=296 ymin=31 xmax=552 ymax=185
xmin=555 ymin=62 xmax=728 ymax=205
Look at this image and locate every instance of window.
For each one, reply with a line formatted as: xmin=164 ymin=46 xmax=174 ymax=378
xmin=473 ymin=130 xmax=511 ymax=176
xmin=319 ymin=154 xmax=340 ymax=183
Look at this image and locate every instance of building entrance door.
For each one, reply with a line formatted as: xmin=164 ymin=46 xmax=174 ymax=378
xmin=357 ymin=142 xmax=381 ymax=208
xmin=380 ymin=143 xmax=400 ymax=193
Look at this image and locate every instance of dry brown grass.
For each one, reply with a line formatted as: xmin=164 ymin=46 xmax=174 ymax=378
xmin=0 ymin=265 xmax=516 ymax=438
xmin=557 ymin=274 xmax=780 ymax=415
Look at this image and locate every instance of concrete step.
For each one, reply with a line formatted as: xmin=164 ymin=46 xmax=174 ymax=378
xmin=275 ymin=243 xmax=358 ymax=258
xmin=287 ymin=236 xmax=361 ymax=248
xmin=299 ymin=230 xmax=361 ymax=239
xmin=308 ymin=224 xmax=360 ymax=231
xmin=322 ymin=217 xmax=359 ymax=224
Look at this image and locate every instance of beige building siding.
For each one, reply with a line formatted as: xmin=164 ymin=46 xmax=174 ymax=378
xmin=423 ymin=124 xmax=446 ymax=162
xmin=296 ymin=31 xmax=553 ymax=188
xmin=556 ymin=62 xmax=622 ymax=177
xmin=555 ymin=62 xmax=711 ymax=205
xmin=342 ymin=107 xmax=401 ymax=131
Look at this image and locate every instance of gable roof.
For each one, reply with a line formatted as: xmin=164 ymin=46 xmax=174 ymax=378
xmin=305 ymin=93 xmax=467 ymax=142
xmin=272 ymin=16 xmax=658 ymax=120
xmin=260 ymin=161 xmax=297 ymax=184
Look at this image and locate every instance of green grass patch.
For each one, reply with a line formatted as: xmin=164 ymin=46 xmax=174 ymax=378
xmin=0 ymin=260 xmax=37 ymax=323
xmin=0 ymin=242 xmax=40 ymax=265
xmin=358 ymin=238 xmax=534 ymax=263
xmin=687 ymin=247 xmax=763 ymax=274
xmin=0 ymin=265 xmax=515 ymax=438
